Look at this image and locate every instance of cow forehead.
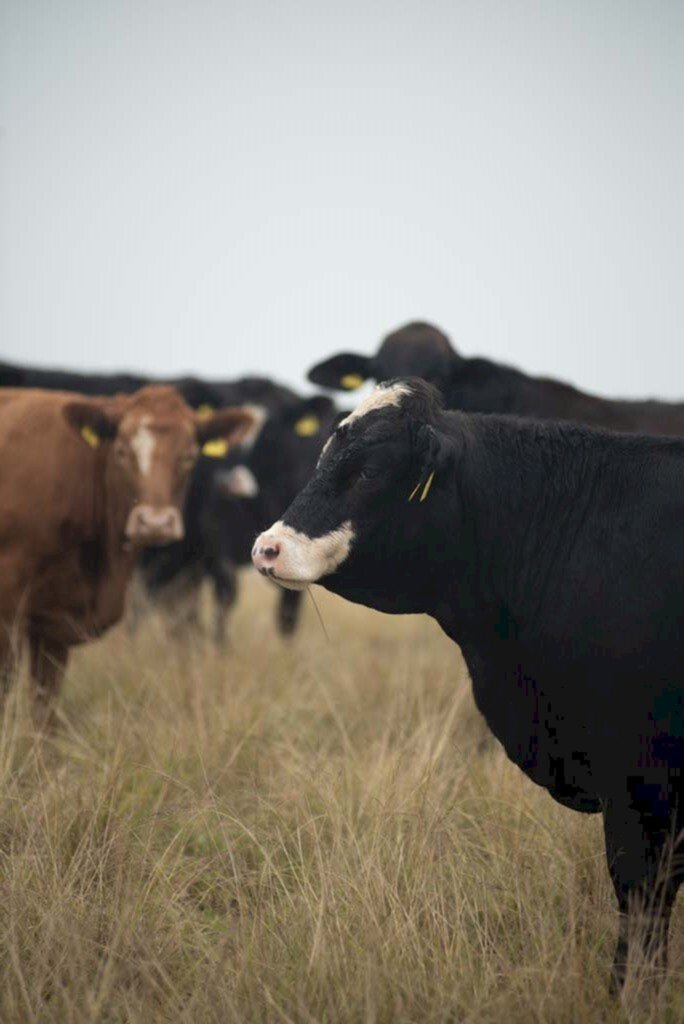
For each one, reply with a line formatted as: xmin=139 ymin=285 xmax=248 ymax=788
xmin=339 ymin=382 xmax=412 ymax=429
xmin=120 ymin=411 xmax=194 ymax=440
xmin=120 ymin=413 xmax=196 ymax=476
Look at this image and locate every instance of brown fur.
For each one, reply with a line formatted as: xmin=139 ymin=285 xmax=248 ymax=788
xmin=0 ymin=385 xmax=254 ymax=716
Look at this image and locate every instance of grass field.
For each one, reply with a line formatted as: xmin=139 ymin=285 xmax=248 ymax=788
xmin=0 ymin=573 xmax=682 ymax=1023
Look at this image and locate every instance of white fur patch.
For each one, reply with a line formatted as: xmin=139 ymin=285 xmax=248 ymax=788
xmin=253 ymin=520 xmax=354 ymax=590
xmin=131 ymin=416 xmax=156 ymax=476
xmin=239 ymin=404 xmax=268 ymax=450
xmin=222 ymin=465 xmax=259 ymax=498
xmin=338 ymin=382 xmax=412 ymax=429
xmin=317 ymin=434 xmax=333 ymax=465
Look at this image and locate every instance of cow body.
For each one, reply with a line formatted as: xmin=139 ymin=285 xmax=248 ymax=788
xmin=187 ymin=393 xmax=338 ymax=641
xmin=0 ymin=386 xmax=253 ymax=714
xmin=0 ymin=357 xmax=236 ymax=411
xmin=253 ymin=379 xmax=684 ymax=989
xmin=308 ymin=320 xmax=684 ymax=435
xmin=0 ymin=391 xmax=134 ymax=648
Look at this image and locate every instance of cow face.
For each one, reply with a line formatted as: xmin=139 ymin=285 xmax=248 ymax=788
xmin=245 ymin=395 xmax=337 ymax=497
xmin=252 ymin=380 xmax=454 ymax=600
xmin=63 ymin=386 xmax=255 ymax=546
xmin=307 ymin=321 xmax=456 ymax=393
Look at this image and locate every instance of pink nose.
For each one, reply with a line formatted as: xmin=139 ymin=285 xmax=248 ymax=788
xmin=125 ymin=505 xmax=184 ymax=545
xmin=252 ymin=534 xmax=281 ymax=574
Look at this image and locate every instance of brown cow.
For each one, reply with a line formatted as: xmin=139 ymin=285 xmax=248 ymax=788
xmin=0 ymin=384 xmax=255 ymax=718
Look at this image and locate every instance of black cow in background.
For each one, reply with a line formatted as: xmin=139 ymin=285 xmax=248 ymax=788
xmin=0 ymin=357 xmax=290 ymax=417
xmin=308 ymin=321 xmax=684 ymax=434
xmin=253 ymin=378 xmax=684 ymax=991
xmin=141 ymin=392 xmax=337 ymax=642
xmin=0 ymin=357 xmax=333 ymax=639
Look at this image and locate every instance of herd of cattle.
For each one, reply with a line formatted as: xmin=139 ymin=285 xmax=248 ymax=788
xmin=3 ymin=320 xmax=684 ymax=993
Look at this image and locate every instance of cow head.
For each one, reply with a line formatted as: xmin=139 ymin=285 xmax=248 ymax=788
xmin=63 ymin=385 xmax=256 ymax=546
xmin=307 ymin=322 xmax=457 ymax=393
xmin=252 ymin=379 xmax=456 ymax=610
xmin=215 ymin=394 xmax=337 ymax=507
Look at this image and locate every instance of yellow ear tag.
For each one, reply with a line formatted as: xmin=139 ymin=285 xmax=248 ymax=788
xmin=197 ymin=403 xmax=215 ymax=419
xmin=294 ymin=414 xmax=320 ymax=437
xmin=202 ymin=438 xmax=229 ymax=458
xmin=80 ymin=425 xmax=100 ymax=448
xmin=420 ymin=471 xmax=435 ymax=502
xmin=408 ymin=471 xmax=435 ymax=503
xmin=340 ymin=373 xmax=364 ymax=390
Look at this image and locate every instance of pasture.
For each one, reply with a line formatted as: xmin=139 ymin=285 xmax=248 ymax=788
xmin=0 ymin=575 xmax=681 ymax=1023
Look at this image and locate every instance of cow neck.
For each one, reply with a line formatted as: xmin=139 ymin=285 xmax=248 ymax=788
xmin=86 ymin=445 xmax=136 ymax=576
xmin=436 ymin=412 xmax=611 ymax=644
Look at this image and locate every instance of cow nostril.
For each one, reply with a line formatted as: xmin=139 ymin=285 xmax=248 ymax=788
xmin=262 ymin=544 xmax=280 ymax=560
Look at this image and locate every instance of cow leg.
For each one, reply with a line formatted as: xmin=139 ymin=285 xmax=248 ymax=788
xmin=124 ymin=570 xmax=150 ymax=635
xmin=29 ymin=634 xmax=68 ymax=728
xmin=157 ymin=566 xmax=204 ymax=638
xmin=277 ymin=589 xmax=302 ymax=637
xmin=0 ymin=638 xmax=19 ymax=697
xmin=211 ymin=563 xmax=238 ymax=647
xmin=603 ymin=793 xmax=683 ymax=994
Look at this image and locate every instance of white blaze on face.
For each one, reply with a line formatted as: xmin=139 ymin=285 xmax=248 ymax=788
xmin=317 ymin=382 xmax=411 ymax=468
xmin=317 ymin=434 xmax=333 ymax=465
xmin=130 ymin=415 xmax=156 ymax=476
xmin=239 ymin=404 xmax=268 ymax=450
xmin=338 ymin=381 xmax=412 ymax=430
xmin=253 ymin=520 xmax=355 ymax=590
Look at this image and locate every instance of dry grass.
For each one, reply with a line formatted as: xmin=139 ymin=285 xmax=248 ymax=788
xmin=0 ymin=574 xmax=682 ymax=1023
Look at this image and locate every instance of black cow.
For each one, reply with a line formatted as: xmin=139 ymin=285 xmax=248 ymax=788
xmin=308 ymin=321 xmax=684 ymax=435
xmin=253 ymin=378 xmax=684 ymax=990
xmin=0 ymin=357 xmax=292 ymax=417
xmin=143 ymin=391 xmax=337 ymax=642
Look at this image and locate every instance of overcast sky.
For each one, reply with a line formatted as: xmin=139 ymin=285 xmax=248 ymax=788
xmin=1 ymin=1 xmax=682 ymax=398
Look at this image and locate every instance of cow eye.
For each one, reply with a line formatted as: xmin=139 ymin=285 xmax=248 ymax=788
xmin=114 ymin=441 xmax=128 ymax=461
xmin=358 ymin=465 xmax=379 ymax=481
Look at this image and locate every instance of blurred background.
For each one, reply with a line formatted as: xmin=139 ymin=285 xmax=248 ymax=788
xmin=1 ymin=0 xmax=682 ymax=397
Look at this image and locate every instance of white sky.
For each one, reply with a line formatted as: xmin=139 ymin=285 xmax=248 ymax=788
xmin=1 ymin=1 xmax=682 ymax=398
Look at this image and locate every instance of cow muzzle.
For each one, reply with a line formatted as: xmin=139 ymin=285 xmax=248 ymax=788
xmin=125 ymin=505 xmax=184 ymax=546
xmin=251 ymin=521 xmax=354 ymax=590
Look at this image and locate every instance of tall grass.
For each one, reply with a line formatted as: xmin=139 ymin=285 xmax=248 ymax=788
xmin=0 ymin=574 xmax=681 ymax=1022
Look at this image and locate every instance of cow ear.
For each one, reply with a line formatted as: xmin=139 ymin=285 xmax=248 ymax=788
xmin=285 ymin=395 xmax=335 ymax=438
xmin=63 ymin=400 xmax=120 ymax=448
xmin=407 ymin=423 xmax=455 ymax=502
xmin=195 ymin=406 xmax=257 ymax=459
xmin=307 ymin=353 xmax=372 ymax=391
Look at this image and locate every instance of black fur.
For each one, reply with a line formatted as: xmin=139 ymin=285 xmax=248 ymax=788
xmin=278 ymin=377 xmax=684 ymax=989
xmin=308 ymin=321 xmax=684 ymax=435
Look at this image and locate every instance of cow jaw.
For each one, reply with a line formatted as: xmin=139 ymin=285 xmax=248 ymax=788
xmin=252 ymin=521 xmax=354 ymax=590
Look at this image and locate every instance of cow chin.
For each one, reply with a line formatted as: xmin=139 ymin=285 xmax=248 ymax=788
xmin=252 ymin=521 xmax=355 ymax=590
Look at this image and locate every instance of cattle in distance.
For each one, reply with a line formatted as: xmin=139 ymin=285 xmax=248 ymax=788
xmin=181 ymin=392 xmax=339 ymax=642
xmin=253 ymin=378 xmax=684 ymax=990
xmin=135 ymin=389 xmax=338 ymax=642
xmin=308 ymin=320 xmax=684 ymax=434
xmin=0 ymin=357 xmax=323 ymax=638
xmin=0 ymin=385 xmax=254 ymax=718
xmin=0 ymin=355 xmax=298 ymax=424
